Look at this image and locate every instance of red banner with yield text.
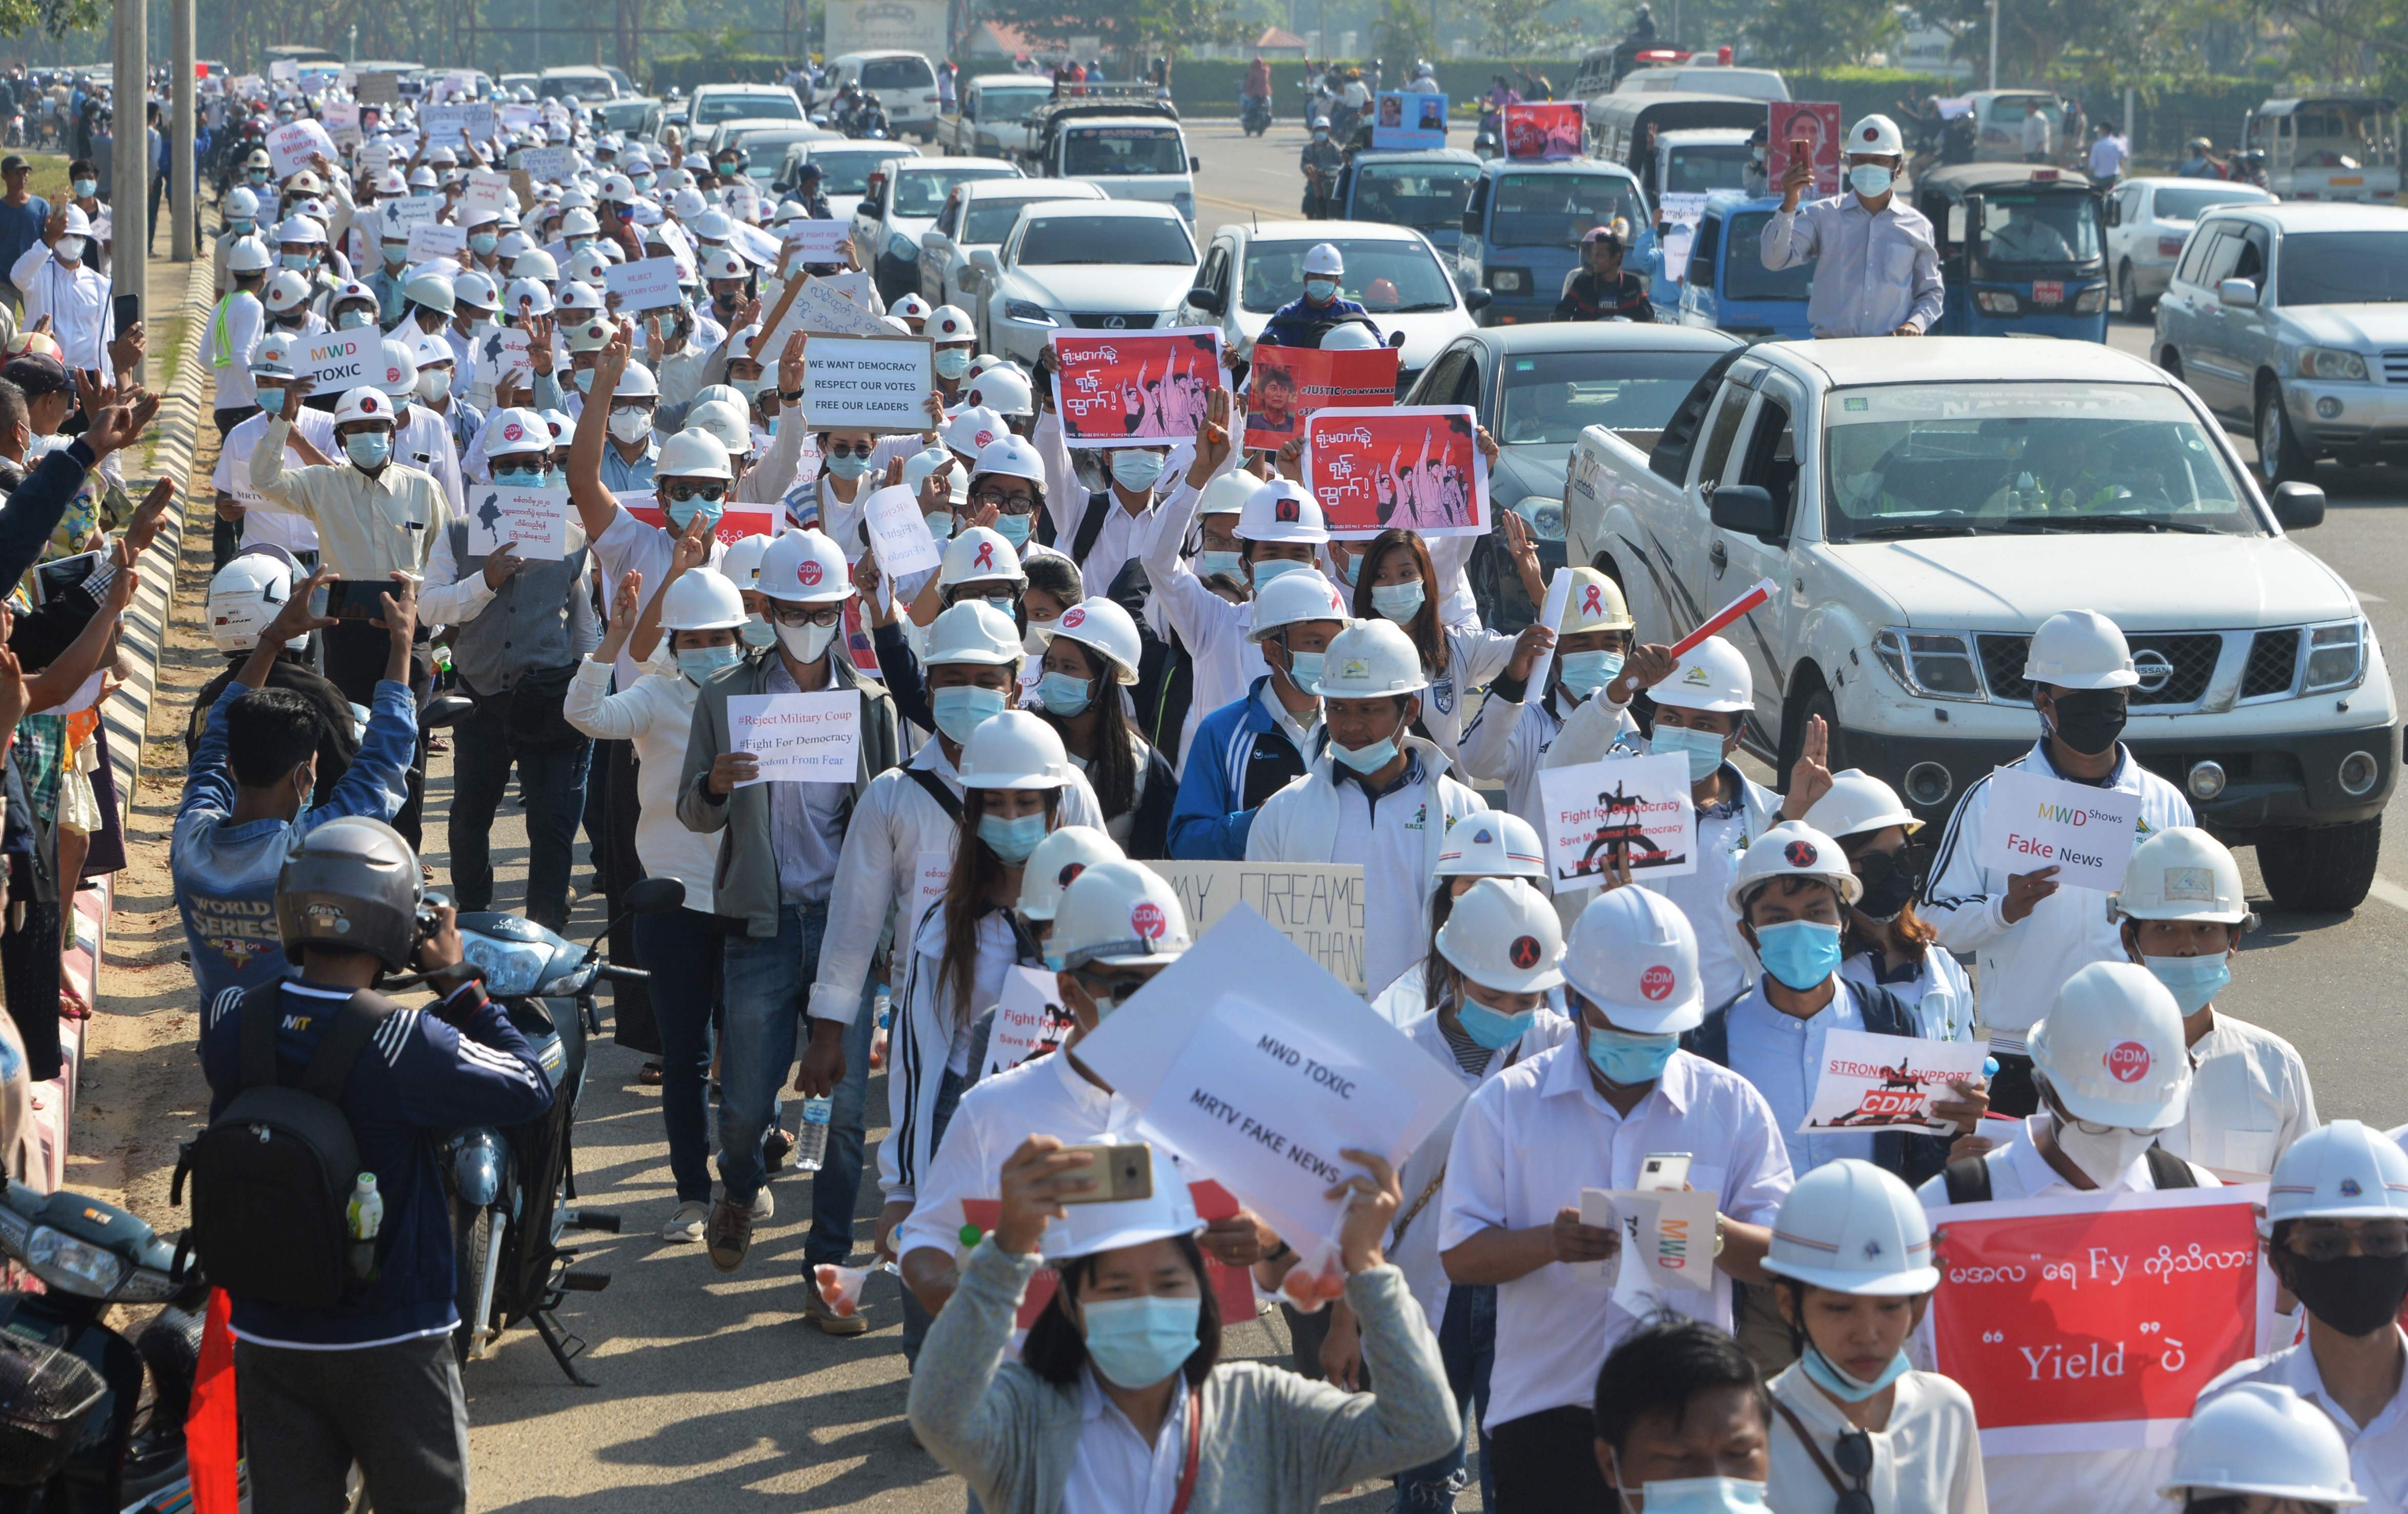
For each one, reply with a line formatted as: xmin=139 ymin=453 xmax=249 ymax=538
xmin=1929 ymin=1185 xmax=2271 ymax=1455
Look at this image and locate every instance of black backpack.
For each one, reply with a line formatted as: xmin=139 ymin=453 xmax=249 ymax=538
xmin=172 ymin=982 xmax=399 ymax=1309
xmin=1941 ymin=1144 xmax=2196 ymax=1205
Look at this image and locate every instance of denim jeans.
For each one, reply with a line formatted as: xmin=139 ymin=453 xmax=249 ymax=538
xmin=718 ymin=901 xmax=824 ymax=1207
xmin=446 ymin=695 xmax=590 ymax=928
xmin=633 ymin=906 xmax=722 ymax=1205
xmin=803 ymin=994 xmax=877 ymax=1268
xmin=898 ymin=1067 xmax=965 ymax=1369
xmin=1394 ymin=1283 xmax=1497 ymax=1512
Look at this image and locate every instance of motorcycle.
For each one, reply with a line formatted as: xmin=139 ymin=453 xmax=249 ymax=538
xmin=0 ymin=1179 xmax=216 ymax=1514
xmin=1240 ymin=91 xmax=1272 ymax=136
xmin=845 ymin=93 xmax=891 ymax=141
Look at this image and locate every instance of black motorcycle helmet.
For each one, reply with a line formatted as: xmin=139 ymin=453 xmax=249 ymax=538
xmin=275 ymin=815 xmax=425 ymax=971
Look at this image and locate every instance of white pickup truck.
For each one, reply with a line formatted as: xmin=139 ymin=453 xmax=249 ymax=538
xmin=1562 ymin=335 xmax=2397 ymax=911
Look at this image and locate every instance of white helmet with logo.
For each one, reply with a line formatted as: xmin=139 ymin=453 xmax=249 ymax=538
xmin=657 ymin=428 xmax=735 ymax=481
xmin=1435 ymin=878 xmax=1565 ymax=994
xmin=925 ymin=599 xmax=1023 ymax=667
xmin=941 ymin=404 xmax=1008 ymax=460
xmin=262 ymin=268 xmax=312 ymax=312
xmin=1304 ymin=242 xmax=1344 ymax=276
xmin=1435 ymin=811 xmax=1546 ymax=880
xmin=207 ymin=548 xmax=307 ymax=653
xmin=1727 ymin=820 xmax=1861 ymax=917
xmin=1847 ymin=113 xmax=1905 ymax=158
xmin=1763 ymin=1158 xmax=1939 ymax=1295
xmin=1238 ymin=479 xmax=1329 ymax=544
xmin=971 ymin=434 xmax=1046 ymax=488
xmin=892 ymin=293 xmax=933 ymax=321
xmin=957 ymin=709 xmax=1075 ymax=789
xmin=1651 ymin=635 xmax=1752 ymax=712
xmin=1562 ymin=885 xmax=1702 ymax=1034
xmin=758 ymin=529 xmax=851 ymax=604
xmin=1558 ymin=567 xmax=1634 ymax=633
xmin=1317 ymin=619 xmax=1426 ymax=699
xmin=1043 ymin=597 xmax=1142 ymax=685
xmin=1017 ymin=826 xmax=1126 ymax=923
xmin=1802 ymin=769 xmax=1922 ymax=842
xmin=1245 ymin=568 xmax=1350 ymax=641
xmin=929 ymin=303 xmax=976 ymax=342
xmin=376 ymin=338 xmax=418 ymax=400
xmin=2161 ymin=1384 xmax=2364 ymax=1507
xmin=2028 ymin=961 xmax=2191 ymax=1130
xmin=686 ymin=398 xmax=752 ymax=455
xmin=2114 ymin=826 xmax=2249 ymax=924
xmin=333 ymin=386 xmax=397 ymax=427
xmin=2266 ymin=1119 xmax=2408 ymax=1225
xmin=941 ymin=526 xmax=1029 ymax=588
xmin=964 ymin=364 xmax=1033 ymax=417
xmin=719 ymin=532 xmax=772 ymax=590
xmin=2023 ymin=609 xmax=2138 ymax=690
xmin=659 ymin=568 xmax=748 ymax=632
xmin=1053 ymin=859 xmax=1192 ymax=969
xmin=484 ymin=407 xmax=552 ymax=460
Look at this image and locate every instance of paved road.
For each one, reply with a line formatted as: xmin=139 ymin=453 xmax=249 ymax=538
xmin=457 ymin=130 xmax=2408 ymax=1510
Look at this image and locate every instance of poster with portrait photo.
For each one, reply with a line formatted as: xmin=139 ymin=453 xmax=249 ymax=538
xmin=1371 ymin=91 xmax=1449 ymax=151
xmin=1303 ymin=405 xmax=1489 ymax=539
xmin=1244 ymin=345 xmax=1401 ymax=449
xmin=1047 ymin=327 xmax=1228 ymax=448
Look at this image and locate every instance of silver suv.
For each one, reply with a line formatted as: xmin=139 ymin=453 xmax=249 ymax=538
xmin=2154 ymin=201 xmax=2408 ymax=486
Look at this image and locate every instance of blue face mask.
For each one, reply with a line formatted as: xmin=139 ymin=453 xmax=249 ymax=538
xmin=932 ymin=684 xmax=1008 ymax=745
xmin=71 ymin=178 xmax=95 ymax=198
xmin=229 ymin=217 xmax=253 ymax=235
xmin=1652 ymin=723 xmax=1729 ymax=783
xmin=1799 ymin=1344 xmax=1914 ymax=1404
xmin=573 ymin=367 xmax=597 ymax=393
xmin=1038 ymin=670 xmax=1093 ymax=718
xmin=1371 ymin=581 xmax=1424 ymax=624
xmin=1198 ymin=548 xmax=1241 ymax=580
xmin=344 ymin=431 xmax=391 ymax=469
xmin=1080 ymin=1295 xmax=1200 ymax=1390
xmin=1751 ymin=919 xmax=1844 ymax=992
xmin=382 ymin=244 xmax=408 ymax=267
xmin=1639 ymin=1477 xmax=1772 ymax=1514
xmin=676 ymin=644 xmax=744 ymax=684
xmin=1331 ymin=729 xmax=1399 ymax=773
xmin=469 ymin=232 xmax=499 ymax=256
xmin=1283 ymin=648 xmax=1325 ymax=694
xmin=1586 ymin=1024 xmax=1678 ymax=1086
xmin=926 ymin=512 xmax=956 ymax=541
xmin=280 ymin=251 xmax=313 ymax=271
xmin=1335 ymin=551 xmax=1361 ymax=586
xmin=933 ymin=348 xmax=972 ymax=380
xmin=664 ymin=490 xmax=726 ymax=530
xmin=825 ymin=452 xmax=870 ymax=480
xmin=1559 ymin=649 xmax=1625 ymax=700
xmin=1305 ymin=276 xmax=1338 ymax=303
xmin=258 ymin=387 xmax=288 ymax=415
xmin=2143 ymin=952 xmax=2231 ymax=1016
xmin=977 ymin=809 xmax=1048 ymax=864
xmin=741 ymin=615 xmax=777 ymax=649
xmin=1110 ymin=449 xmax=1166 ymax=490
xmin=1456 ymin=996 xmax=1535 ymax=1051
xmin=993 ymin=512 xmax=1032 ymax=548
xmin=1250 ymin=557 xmax=1306 ymax=589
xmin=1848 ymin=163 xmax=1895 ymax=198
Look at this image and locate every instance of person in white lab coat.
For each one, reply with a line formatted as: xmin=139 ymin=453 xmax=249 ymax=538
xmin=1458 ymin=567 xmax=1650 ymax=839
xmin=11 ymin=202 xmax=108 ymax=370
xmin=1372 ymin=810 xmax=1551 ymax=1029
xmin=1349 ymin=523 xmax=1544 ymax=764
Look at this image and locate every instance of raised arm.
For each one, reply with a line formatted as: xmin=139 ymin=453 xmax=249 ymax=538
xmin=566 ymin=317 xmax=630 ymax=539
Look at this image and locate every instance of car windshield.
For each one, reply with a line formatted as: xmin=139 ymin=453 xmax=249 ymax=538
xmin=809 ymin=150 xmax=911 ymax=196
xmin=544 ymin=74 xmax=612 ymax=101
xmin=1497 ymin=349 xmax=1724 ymax=446
xmin=1822 ymin=383 xmax=2263 ymax=543
xmin=1663 ymin=143 xmax=1752 ymax=194
xmin=2152 ymin=186 xmax=2268 ymax=221
xmin=1724 ymin=211 xmax=1814 ymax=300
xmin=1063 ymin=127 xmax=1187 ymax=176
xmin=1018 ymin=215 xmax=1195 ymax=265
xmin=2277 ymin=231 xmax=2408 ymax=304
xmin=976 ymin=85 xmax=1054 ymax=122
xmin=861 ymin=58 xmax=934 ymax=91
xmin=894 ymin=166 xmax=1017 ymax=217
xmin=1241 ymin=238 xmax=1457 ymax=313
xmin=964 ymin=195 xmax=1066 ymax=243
xmin=1490 ymin=172 xmax=1644 ymax=249
xmin=596 ymin=99 xmax=652 ymax=131
xmin=1973 ymin=191 xmax=2102 ymax=267
xmin=1352 ymin=163 xmax=1478 ymax=232
xmin=696 ymin=91 xmax=800 ymax=126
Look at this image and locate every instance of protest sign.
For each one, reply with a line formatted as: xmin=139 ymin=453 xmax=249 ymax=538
xmin=1770 ymin=102 xmax=1844 ymax=197
xmin=358 ymin=140 xmax=393 ymax=177
xmin=1372 ymin=91 xmax=1450 ymax=150
xmin=1074 ymin=907 xmax=1467 ymax=1272
xmin=1140 ymin=861 xmax=1366 ymax=992
xmin=467 ymin=327 xmax=533 ymax=409
xmin=604 ymin=256 xmax=686 ymax=313
xmin=912 ymin=850 xmax=949 ymax=925
xmin=1582 ymin=1187 xmax=1720 ymax=1300
xmin=1799 ymin=1029 xmax=1992 ymax=1136
xmin=724 ymin=181 xmax=764 ymax=226
xmin=379 ymin=195 xmax=439 ymax=231
xmin=266 ymin=119 xmax=338 ymax=180
xmin=1243 ymin=345 xmax=1400 ymax=449
xmin=784 ymin=216 xmax=851 ymax=266
xmin=728 ymin=220 xmax=784 ymax=270
xmin=984 ymin=966 xmax=1076 ymax=1078
xmin=816 ymin=268 xmax=877 ymax=307
xmin=295 ymin=330 xmax=378 ymax=391
xmin=1303 ymin=405 xmax=1488 ymax=539
xmin=1656 ymin=192 xmax=1709 ymax=285
xmin=406 ymin=221 xmax=467 ymax=262
xmin=321 ymin=100 xmax=360 ymax=149
xmin=1930 ymin=1185 xmax=2272 ymax=1455
xmin=521 ymin=145 xmax=576 ymax=184
xmin=802 ymin=335 xmax=935 ymax=432
xmin=618 ymin=499 xmax=778 ymax=549
xmin=1537 ymin=752 xmax=1696 ymax=890
xmin=960 ymin=1184 xmax=1258 ymax=1329
xmin=1979 ymin=766 xmax=2142 ymax=891
xmin=355 ymin=71 xmax=400 ymax=107
xmin=463 ymin=170 xmax=515 ymax=219
xmin=422 ymin=102 xmax=497 ymax=146
xmin=1048 ymin=328 xmax=1225 ymax=448
xmin=726 ymin=690 xmax=862 ymax=785
xmin=267 ymin=58 xmax=297 ymax=83
xmin=499 ymin=103 xmax=540 ymax=134
xmin=861 ymin=482 xmax=946 ymax=578
xmin=461 ymin=486 xmax=570 ymax=562
xmin=1504 ymin=101 xmax=1586 ymax=161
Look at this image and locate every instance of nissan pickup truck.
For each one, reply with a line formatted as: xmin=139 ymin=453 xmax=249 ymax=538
xmin=1562 ymin=335 xmax=2397 ymax=910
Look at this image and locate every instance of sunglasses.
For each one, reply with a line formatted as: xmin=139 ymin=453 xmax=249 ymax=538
xmin=2287 ymin=1220 xmax=2408 ymax=1261
xmin=1834 ymin=1429 xmax=1874 ymax=1514
xmin=665 ymin=482 xmax=726 ymax=503
xmin=824 ymin=441 xmax=870 ymax=459
xmin=971 ymin=488 xmax=1037 ymax=512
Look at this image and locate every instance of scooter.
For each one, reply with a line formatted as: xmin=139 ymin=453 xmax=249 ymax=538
xmin=1240 ymin=92 xmax=1272 ymax=136
xmin=0 ymin=1179 xmax=218 ymax=1514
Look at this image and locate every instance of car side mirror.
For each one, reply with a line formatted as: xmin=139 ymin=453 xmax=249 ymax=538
xmin=1463 ymin=287 xmax=1492 ymax=312
xmin=2273 ymin=479 xmax=2326 ymax=528
xmin=1186 ymin=285 xmax=1225 ymax=315
xmin=625 ymin=876 xmax=688 ymax=913
xmin=1709 ymin=483 xmax=1785 ymax=542
xmin=423 ymin=693 xmax=476 ymax=729
xmin=970 ymin=248 xmax=1000 ymax=273
xmin=2219 ymin=276 xmax=2259 ymax=308
xmin=1190 ymin=155 xmax=1201 ymax=172
xmin=1387 ymin=330 xmax=1407 ymax=348
xmin=1462 ymin=207 xmax=1481 ymax=234
xmin=1961 ymin=193 xmax=1985 ymax=253
xmin=857 ymin=198 xmax=880 ymax=218
xmin=2103 ymin=195 xmax=2121 ymax=227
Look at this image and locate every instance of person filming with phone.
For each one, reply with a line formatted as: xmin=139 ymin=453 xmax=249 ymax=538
xmin=1759 ymin=114 xmax=1943 ymax=340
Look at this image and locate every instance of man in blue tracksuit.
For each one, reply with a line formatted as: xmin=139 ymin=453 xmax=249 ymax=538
xmin=1165 ymin=571 xmax=1345 ymax=857
xmin=171 ymin=563 xmax=416 ymax=1007
xmin=1258 ymin=240 xmax=1379 ymax=350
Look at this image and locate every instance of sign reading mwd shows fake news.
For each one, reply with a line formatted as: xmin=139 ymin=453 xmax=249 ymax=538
xmin=1978 ymin=766 xmax=2142 ymax=891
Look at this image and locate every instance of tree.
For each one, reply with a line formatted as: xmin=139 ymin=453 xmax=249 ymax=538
xmin=979 ymin=0 xmax=1242 ymax=63
xmin=1743 ymin=0 xmax=1902 ymax=68
xmin=1373 ymin=0 xmax=1438 ymax=67
xmin=0 ymin=0 xmax=103 ymax=36
xmin=1469 ymin=0 xmax=1581 ymax=56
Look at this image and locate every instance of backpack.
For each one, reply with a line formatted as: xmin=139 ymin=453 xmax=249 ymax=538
xmin=1941 ymin=1144 xmax=2196 ymax=1205
xmin=172 ymin=982 xmax=399 ymax=1309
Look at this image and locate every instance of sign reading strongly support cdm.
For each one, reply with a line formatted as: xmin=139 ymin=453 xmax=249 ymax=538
xmin=1140 ymin=861 xmax=1365 ymax=991
xmin=1799 ymin=1028 xmax=1991 ymax=1135
xmin=1978 ymin=766 xmax=2143 ymax=891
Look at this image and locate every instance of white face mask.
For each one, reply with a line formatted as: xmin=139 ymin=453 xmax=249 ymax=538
xmin=415 ymin=368 xmax=450 ymax=403
xmin=774 ymin=616 xmax=836 ymax=664
xmin=2051 ymin=1112 xmax=2159 ymax=1180
xmin=608 ymin=406 xmax=654 ymax=445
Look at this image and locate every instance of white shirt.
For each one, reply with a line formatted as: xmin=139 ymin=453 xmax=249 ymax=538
xmin=1768 ymin=1365 xmax=1989 ymax=1514
xmin=561 ymin=656 xmax=723 ymax=913
xmin=1723 ymin=977 xmax=1879 ymax=1177
xmin=2156 ymin=1008 xmax=2319 ymax=1180
xmin=1035 ymin=409 xmax=1177 ymax=602
xmin=10 ymin=244 xmax=108 ymax=370
xmin=1141 ymin=470 xmax=1275 ymax=766
xmin=2199 ymin=1329 xmax=2408 ymax=1514
xmin=1457 ymin=682 xmax=1639 ymax=843
xmin=1437 ymin=1045 xmax=1794 ymax=1429
xmin=390 ymin=401 xmax=466 ymax=517
xmin=1643 ymin=761 xmax=1782 ymax=1012
xmin=1840 ymin=947 xmax=1977 ymax=1045
xmin=209 ymin=291 xmax=265 ymax=411
xmin=2088 ymin=134 xmax=2130 ymax=178
xmin=213 ymin=407 xmax=333 ymax=554
xmin=589 ymin=501 xmax=726 ymax=687
xmin=1062 ymin=1367 xmax=1190 ymax=1514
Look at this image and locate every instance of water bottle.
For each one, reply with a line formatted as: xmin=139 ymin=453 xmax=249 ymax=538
xmin=346 ymin=1173 xmax=383 ymax=1281
xmin=795 ymin=1096 xmax=833 ymax=1172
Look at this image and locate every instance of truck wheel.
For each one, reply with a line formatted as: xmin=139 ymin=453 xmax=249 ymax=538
xmin=1776 ymin=685 xmax=1840 ymax=796
xmin=2256 ymin=818 xmax=2382 ymax=913
xmin=2256 ymin=381 xmax=2316 ymax=487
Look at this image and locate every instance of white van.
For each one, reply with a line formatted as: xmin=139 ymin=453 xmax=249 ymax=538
xmin=1026 ymin=99 xmax=1198 ymax=223
xmin=819 ymin=51 xmax=944 ymax=141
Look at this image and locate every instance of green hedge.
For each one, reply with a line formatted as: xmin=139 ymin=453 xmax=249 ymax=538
xmin=644 ymin=56 xmax=796 ymax=95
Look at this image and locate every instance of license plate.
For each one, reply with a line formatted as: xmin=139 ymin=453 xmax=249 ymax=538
xmin=2333 ymin=176 xmax=2364 ymax=186
xmin=2031 ymin=281 xmax=2064 ymax=305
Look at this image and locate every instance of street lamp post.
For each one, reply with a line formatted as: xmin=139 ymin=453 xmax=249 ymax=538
xmin=172 ymin=0 xmax=193 ymax=262
xmin=110 ymin=0 xmax=146 ymax=373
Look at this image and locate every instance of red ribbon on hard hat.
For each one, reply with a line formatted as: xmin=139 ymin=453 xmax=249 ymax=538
xmin=1582 ymin=585 xmax=1603 ymax=616
xmin=973 ymin=542 xmax=995 ymax=571
xmin=1669 ymin=576 xmax=1779 ymax=658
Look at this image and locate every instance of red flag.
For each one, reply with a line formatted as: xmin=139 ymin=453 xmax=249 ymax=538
xmin=189 ymin=1288 xmax=241 ymax=1514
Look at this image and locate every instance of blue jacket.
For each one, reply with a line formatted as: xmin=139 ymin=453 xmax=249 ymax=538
xmin=1166 ymin=675 xmax=1313 ymax=860
xmin=1259 ymin=294 xmax=1373 ymax=350
xmin=171 ymin=677 xmax=416 ymax=1007
xmin=199 ymin=977 xmax=553 ymax=1347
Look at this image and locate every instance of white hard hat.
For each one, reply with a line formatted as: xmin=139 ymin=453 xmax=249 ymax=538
xmin=227 ymin=235 xmax=273 ymax=273
xmin=614 ymin=359 xmax=661 ymax=400
xmin=1651 ymin=635 xmax=1752 ymax=713
xmin=1317 ymin=619 xmax=1427 ymax=700
xmin=564 ymin=315 xmax=617 ymax=353
xmin=1848 ymin=113 xmax=1905 ymax=158
xmin=683 ymin=198 xmax=723 ymax=230
xmin=757 ymin=528 xmax=851 ymax=604
xmin=1044 ymin=597 xmax=1142 ymax=685
xmin=1303 ymin=242 xmax=1344 ymax=275
xmin=484 ymin=407 xmax=552 ymax=460
xmin=1197 ymin=469 xmax=1258 ymax=519
xmin=410 ymin=331 xmax=454 ymax=373
xmin=2028 ymin=961 xmax=2191 ymax=1130
xmin=943 ymin=405 xmax=1009 ymax=459
xmin=1039 ymin=1145 xmax=1202 ymax=1261
xmin=453 ymin=269 xmax=499 ymax=308
xmin=207 ymin=548 xmax=307 ymax=653
xmin=567 ymin=245 xmax=612 ymax=285
xmin=941 ymin=526 xmax=1029 ymax=589
xmin=403 ymin=269 xmax=455 ymax=312
xmin=719 ymin=532 xmax=771 ymax=589
xmin=686 ymin=398 xmax=752 ymax=454
xmin=274 ymin=213 xmax=323 ymax=245
xmin=1435 ymin=878 xmax=1565 ymax=994
xmin=374 ymin=169 xmax=409 ymax=197
xmin=600 ymin=172 xmax=638 ymax=202
xmin=512 ymin=248 xmax=559 ymax=283
xmin=225 ymin=186 xmax=260 ymax=218
xmin=561 ymin=206 xmax=600 ymax=237
xmin=262 ymin=268 xmax=312 ymax=312
xmin=882 ymin=314 xmax=914 ymax=334
xmin=1053 ymin=859 xmax=1192 ymax=969
xmin=1435 ymin=810 xmax=1546 ymax=880
xmin=957 ymin=709 xmax=1074 ymax=789
xmin=249 ymin=332 xmax=295 ymax=378
xmin=331 ymin=278 xmax=379 ymax=313
xmin=700 ymin=247 xmax=746 ymax=282
xmin=333 ymin=386 xmax=396 ymax=427
xmin=1802 ymin=769 xmax=1922 ymax=842
xmin=504 ymin=276 xmax=555 ymax=316
xmin=906 ymin=447 xmax=961 ymax=504
xmin=1763 ymin=1159 xmax=1940 ymax=1296
xmin=2266 ymin=1120 xmax=2408 ymax=1225
xmin=1017 ymin=826 xmax=1126 ymax=923
xmin=1558 ymin=568 xmax=1634 ymax=634
xmin=657 ymin=427 xmax=735 ymax=482
xmin=1319 ymin=322 xmax=1381 ymax=350
xmin=2115 ymin=826 xmax=2248 ymax=925
xmin=971 ymin=435 xmax=1046 ymax=491
xmin=659 ymin=568 xmax=748 ymax=632
xmin=2162 ymin=1383 xmax=2365 ymax=1506
xmin=1245 ymin=568 xmax=1350 ymax=641
xmin=929 ymin=303 xmax=976 ymax=342
xmin=892 ymin=292 xmax=932 ymax=320
xmin=1727 ymin=820 xmax=1862 ymax=917
xmin=2023 ymin=609 xmax=2138 ymax=690
xmin=1562 ymin=885 xmax=1703 ymax=1034
xmin=925 ymin=599 xmax=1024 ymax=666
xmin=375 ymin=338 xmax=418 ymax=399
xmin=557 ymin=282 xmax=606 ymax=315
xmin=1239 ymin=479 xmax=1329 ymax=545
xmin=964 ymin=365 xmax=1033 ymax=417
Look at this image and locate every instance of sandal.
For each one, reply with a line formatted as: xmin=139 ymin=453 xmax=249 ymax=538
xmin=637 ymin=1061 xmax=663 ymax=1086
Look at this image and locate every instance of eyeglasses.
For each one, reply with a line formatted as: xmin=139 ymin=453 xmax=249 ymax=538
xmin=952 ymin=588 xmax=1019 ymax=608
xmin=824 ymin=441 xmax=870 ymax=459
xmin=1834 ymin=1429 xmax=1874 ymax=1514
xmin=769 ymin=603 xmax=843 ymax=628
xmin=1075 ymin=966 xmax=1149 ymax=1004
xmin=971 ymin=487 xmax=1037 ymax=511
xmin=665 ymin=482 xmax=726 ymax=503
xmin=2287 ymin=1220 xmax=2408 ymax=1261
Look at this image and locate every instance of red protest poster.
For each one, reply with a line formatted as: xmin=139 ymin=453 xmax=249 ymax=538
xmin=1048 ymin=327 xmax=1228 ymax=448
xmin=1769 ymin=102 xmax=1844 ymax=197
xmin=1245 ymin=345 xmax=1401 ymax=449
xmin=619 ymin=499 xmax=778 ymax=549
xmin=961 ymin=1181 xmax=1256 ymax=1328
xmin=1303 ymin=405 xmax=1490 ymax=540
xmin=1929 ymin=1186 xmax=2272 ymax=1455
xmin=1503 ymin=101 xmax=1586 ymax=161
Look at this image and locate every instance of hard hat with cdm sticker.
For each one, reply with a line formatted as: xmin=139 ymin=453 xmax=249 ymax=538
xmin=2027 ymin=961 xmax=2190 ymax=1129
xmin=1052 ymin=859 xmax=1193 ymax=969
xmin=1562 ymin=885 xmax=1703 ymax=1034
xmin=758 ymin=529 xmax=851 ymax=605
